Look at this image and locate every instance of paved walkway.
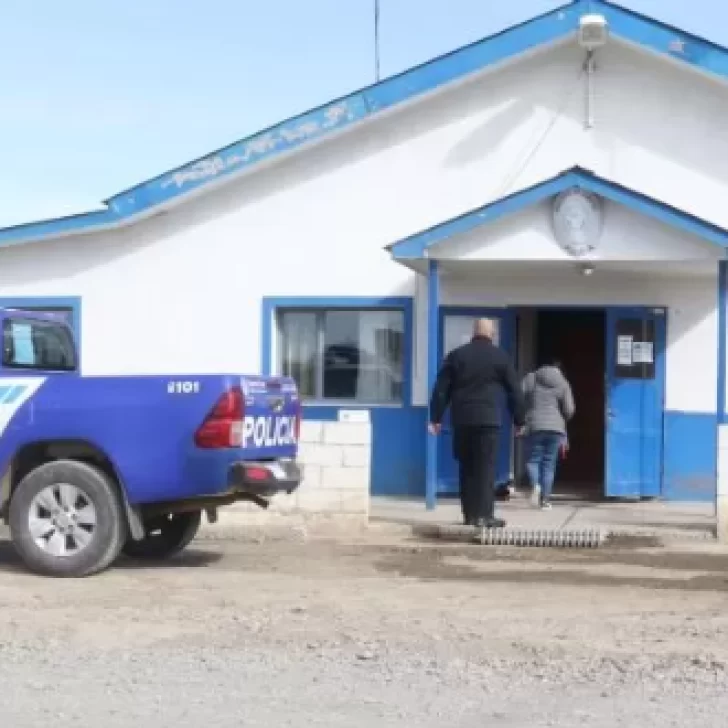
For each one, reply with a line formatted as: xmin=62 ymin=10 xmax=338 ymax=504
xmin=370 ymin=495 xmax=717 ymax=540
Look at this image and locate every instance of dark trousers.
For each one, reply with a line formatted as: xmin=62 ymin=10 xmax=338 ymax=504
xmin=454 ymin=425 xmax=499 ymax=523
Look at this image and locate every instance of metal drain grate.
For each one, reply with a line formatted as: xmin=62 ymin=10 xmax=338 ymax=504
xmin=476 ymin=527 xmax=605 ymax=548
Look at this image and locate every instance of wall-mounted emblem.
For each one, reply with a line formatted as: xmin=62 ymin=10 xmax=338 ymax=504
xmin=551 ymin=188 xmax=603 ymax=258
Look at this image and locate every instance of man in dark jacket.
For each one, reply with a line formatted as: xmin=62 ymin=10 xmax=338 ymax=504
xmin=429 ymin=318 xmax=526 ymax=528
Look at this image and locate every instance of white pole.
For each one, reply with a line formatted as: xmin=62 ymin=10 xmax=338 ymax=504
xmin=585 ymin=50 xmax=595 ymax=129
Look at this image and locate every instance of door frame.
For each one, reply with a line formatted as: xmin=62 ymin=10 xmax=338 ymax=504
xmin=512 ymin=303 xmax=668 ymax=498
xmin=434 ymin=303 xmax=668 ymax=499
xmin=436 ymin=306 xmax=516 ymax=494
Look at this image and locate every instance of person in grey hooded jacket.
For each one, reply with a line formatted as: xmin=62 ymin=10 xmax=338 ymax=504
xmin=522 ymin=358 xmax=575 ymax=509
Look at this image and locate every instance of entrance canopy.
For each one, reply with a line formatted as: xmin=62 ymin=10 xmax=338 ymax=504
xmin=384 ymin=167 xmax=728 ymax=510
xmin=387 ymin=166 xmax=728 ymax=265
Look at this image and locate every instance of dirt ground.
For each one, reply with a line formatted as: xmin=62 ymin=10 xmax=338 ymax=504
xmin=0 ymin=526 xmax=727 ymax=727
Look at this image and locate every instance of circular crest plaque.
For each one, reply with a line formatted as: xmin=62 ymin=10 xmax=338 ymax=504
xmin=551 ymin=188 xmax=603 ymax=257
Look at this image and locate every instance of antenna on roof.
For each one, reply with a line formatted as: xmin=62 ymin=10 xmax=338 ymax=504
xmin=374 ymin=0 xmax=381 ymax=82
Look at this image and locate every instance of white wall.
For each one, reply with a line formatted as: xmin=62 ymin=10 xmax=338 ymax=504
xmin=0 ymin=38 xmax=725 ymax=384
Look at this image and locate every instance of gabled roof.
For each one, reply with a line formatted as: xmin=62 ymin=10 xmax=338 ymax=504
xmin=387 ymin=166 xmax=728 ymax=259
xmin=3 ymin=0 xmax=728 ymax=250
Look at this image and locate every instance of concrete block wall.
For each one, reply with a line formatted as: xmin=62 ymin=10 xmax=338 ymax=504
xmin=718 ymin=425 xmax=728 ymax=543
xmin=221 ymin=420 xmax=371 ymax=524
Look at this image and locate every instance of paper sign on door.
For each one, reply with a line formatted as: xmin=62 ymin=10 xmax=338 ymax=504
xmin=632 ymin=341 xmax=654 ymax=364
xmin=617 ymin=335 xmax=633 ymax=366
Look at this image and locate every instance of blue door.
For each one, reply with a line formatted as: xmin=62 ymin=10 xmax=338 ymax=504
xmin=436 ymin=308 xmax=515 ymax=495
xmin=605 ymin=306 xmax=666 ymax=498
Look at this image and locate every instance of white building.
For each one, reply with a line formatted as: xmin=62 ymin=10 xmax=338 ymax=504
xmin=1 ymin=0 xmax=728 ymax=531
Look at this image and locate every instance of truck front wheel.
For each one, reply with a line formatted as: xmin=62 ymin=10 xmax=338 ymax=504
xmin=9 ymin=460 xmax=126 ymax=578
xmin=122 ymin=511 xmax=201 ymax=561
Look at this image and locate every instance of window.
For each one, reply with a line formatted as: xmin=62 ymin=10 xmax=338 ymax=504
xmin=3 ymin=317 xmax=76 ymax=371
xmin=278 ymin=308 xmax=405 ymax=403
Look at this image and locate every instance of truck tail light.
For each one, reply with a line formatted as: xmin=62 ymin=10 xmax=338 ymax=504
xmin=194 ymin=387 xmax=245 ymax=449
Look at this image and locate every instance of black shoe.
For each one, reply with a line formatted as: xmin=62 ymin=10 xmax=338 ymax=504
xmin=474 ymin=517 xmax=506 ymax=529
xmin=495 ymin=485 xmax=511 ymax=502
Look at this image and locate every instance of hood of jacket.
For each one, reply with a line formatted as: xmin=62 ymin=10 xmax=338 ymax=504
xmin=534 ymin=366 xmax=566 ymax=390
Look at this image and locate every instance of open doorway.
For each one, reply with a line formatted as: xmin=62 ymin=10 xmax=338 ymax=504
xmin=515 ymin=308 xmax=606 ymax=499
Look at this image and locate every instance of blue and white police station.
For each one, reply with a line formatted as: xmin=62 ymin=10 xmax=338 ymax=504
xmin=1 ymin=1 xmax=727 ymax=535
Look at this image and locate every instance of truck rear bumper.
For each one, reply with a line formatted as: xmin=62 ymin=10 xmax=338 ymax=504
xmin=228 ymin=459 xmax=302 ymax=497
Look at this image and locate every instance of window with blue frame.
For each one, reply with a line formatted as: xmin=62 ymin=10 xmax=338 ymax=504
xmin=277 ymin=308 xmax=405 ymax=403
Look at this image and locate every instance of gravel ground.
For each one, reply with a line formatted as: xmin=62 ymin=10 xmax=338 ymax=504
xmin=0 ymin=527 xmax=727 ymax=727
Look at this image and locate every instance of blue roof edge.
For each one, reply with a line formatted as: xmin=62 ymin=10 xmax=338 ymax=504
xmin=387 ymin=166 xmax=728 ymax=259
xmin=2 ymin=0 xmax=728 ymax=250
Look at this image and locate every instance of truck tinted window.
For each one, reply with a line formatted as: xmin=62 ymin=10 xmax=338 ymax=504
xmin=2 ymin=318 xmax=76 ymax=371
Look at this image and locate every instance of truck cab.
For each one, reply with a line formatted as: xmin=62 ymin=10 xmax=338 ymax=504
xmin=0 ymin=308 xmax=302 ymax=577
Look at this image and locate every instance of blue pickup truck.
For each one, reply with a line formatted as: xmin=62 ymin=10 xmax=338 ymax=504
xmin=0 ymin=308 xmax=302 ymax=577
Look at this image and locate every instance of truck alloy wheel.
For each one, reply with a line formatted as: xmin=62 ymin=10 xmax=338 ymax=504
xmin=9 ymin=460 xmax=125 ymax=578
xmin=122 ymin=511 xmax=202 ymax=561
xmin=28 ymin=483 xmax=98 ymax=557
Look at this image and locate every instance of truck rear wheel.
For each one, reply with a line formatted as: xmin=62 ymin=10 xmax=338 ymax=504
xmin=122 ymin=511 xmax=201 ymax=561
xmin=8 ymin=460 xmax=125 ymax=578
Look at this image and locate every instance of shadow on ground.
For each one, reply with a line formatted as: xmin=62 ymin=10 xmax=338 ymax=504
xmin=0 ymin=538 xmax=223 ymax=574
xmin=364 ymin=541 xmax=728 ymax=593
xmin=2 ymin=532 xmax=728 ymax=593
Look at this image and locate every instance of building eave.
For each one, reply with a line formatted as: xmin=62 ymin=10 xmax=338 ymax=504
xmin=3 ymin=0 xmax=728 ymax=250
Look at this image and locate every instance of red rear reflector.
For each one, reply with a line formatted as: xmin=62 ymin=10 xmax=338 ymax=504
xmin=245 ymin=466 xmax=269 ymax=481
xmin=195 ymin=387 xmax=245 ymax=449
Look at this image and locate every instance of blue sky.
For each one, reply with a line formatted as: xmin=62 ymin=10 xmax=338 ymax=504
xmin=0 ymin=0 xmax=723 ymax=226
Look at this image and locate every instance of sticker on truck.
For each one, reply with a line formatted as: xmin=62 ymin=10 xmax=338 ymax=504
xmin=0 ymin=377 xmax=46 ymax=435
xmin=242 ymin=415 xmax=297 ymax=448
xmin=167 ymin=380 xmax=200 ymax=394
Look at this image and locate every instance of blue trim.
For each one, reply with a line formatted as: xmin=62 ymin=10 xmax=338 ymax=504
xmin=260 ymin=296 xmax=414 ymax=407
xmin=3 ymin=1 xmax=728 ymax=249
xmin=389 ymin=167 xmax=728 ymax=259
xmin=260 ymin=300 xmax=273 ymax=378
xmin=365 ymin=3 xmax=579 ymax=114
xmin=0 ymin=211 xmax=117 ymax=249
xmin=719 ymin=261 xmax=728 ymax=424
xmin=0 ymin=296 xmax=82 ymax=370
xmin=601 ymin=0 xmax=728 ymax=78
xmin=425 ymin=261 xmax=440 ymax=510
xmin=662 ymin=410 xmax=717 ymax=502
